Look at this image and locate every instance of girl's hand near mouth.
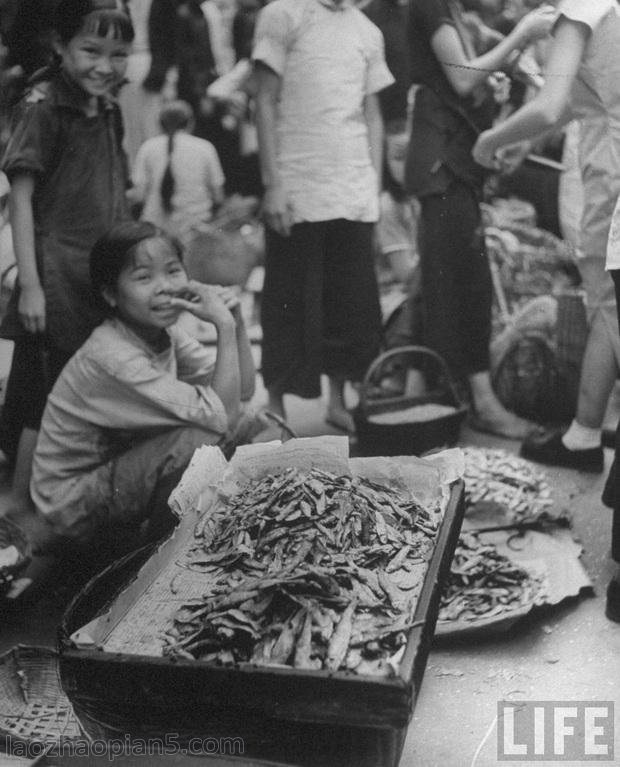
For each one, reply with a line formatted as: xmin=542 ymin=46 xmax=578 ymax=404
xmin=170 ymin=280 xmax=235 ymax=329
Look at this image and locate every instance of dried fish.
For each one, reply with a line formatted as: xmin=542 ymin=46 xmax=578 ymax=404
xmin=438 ymin=533 xmax=547 ymax=623
xmin=271 ymin=610 xmax=305 ymax=665
xmin=326 ymin=600 xmax=357 ymax=671
xmin=462 ymin=447 xmax=567 ymax=526
xmin=293 ymin=611 xmax=314 ymax=669
xmin=164 ymin=467 xmax=442 ymax=675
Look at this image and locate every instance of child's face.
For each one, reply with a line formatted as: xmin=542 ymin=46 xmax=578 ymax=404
xmin=56 ymin=23 xmax=130 ymax=100
xmin=105 ymin=237 xmax=189 ymax=343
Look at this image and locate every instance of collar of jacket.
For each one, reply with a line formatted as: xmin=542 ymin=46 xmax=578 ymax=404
xmin=315 ymin=0 xmax=354 ymax=12
xmin=27 ymin=68 xmax=117 ymax=114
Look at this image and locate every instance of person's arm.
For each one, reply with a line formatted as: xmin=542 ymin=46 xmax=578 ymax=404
xmin=364 ymin=93 xmax=384 ymax=187
xmin=431 ymin=4 xmax=556 ymax=98
xmin=205 ymin=146 xmax=226 ymax=210
xmin=216 ymin=286 xmax=256 ymax=402
xmin=171 ymin=281 xmax=241 ymax=424
xmin=473 ymin=17 xmax=586 ymax=168
xmin=9 ymin=173 xmax=45 ymax=333
xmin=127 ymin=144 xmax=149 ymax=213
xmin=254 ymin=61 xmax=292 ymax=237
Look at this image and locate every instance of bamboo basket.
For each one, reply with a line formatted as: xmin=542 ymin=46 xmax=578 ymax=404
xmin=353 ymin=346 xmax=468 ymax=457
xmin=0 ymin=645 xmax=82 ymax=750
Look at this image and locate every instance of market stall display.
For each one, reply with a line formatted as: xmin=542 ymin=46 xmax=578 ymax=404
xmin=164 ymin=467 xmax=441 ymax=675
xmin=438 ymin=532 xmax=547 ymax=624
xmin=58 ymin=438 xmax=465 ymax=767
xmin=461 ymin=447 xmax=569 ymax=527
xmin=436 ymin=448 xmax=590 ymax=638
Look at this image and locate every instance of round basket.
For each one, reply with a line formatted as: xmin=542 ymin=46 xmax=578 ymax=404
xmin=0 ymin=517 xmax=31 ymax=596
xmin=353 ymin=345 xmax=468 ymax=457
xmin=0 ymin=644 xmax=83 ymax=749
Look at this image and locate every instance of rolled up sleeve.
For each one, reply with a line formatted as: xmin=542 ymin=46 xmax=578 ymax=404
xmin=365 ymin=27 xmax=396 ymax=96
xmin=252 ymin=2 xmax=291 ymax=76
xmin=558 ymin=0 xmax=613 ymax=30
xmin=2 ymin=101 xmax=59 ymax=180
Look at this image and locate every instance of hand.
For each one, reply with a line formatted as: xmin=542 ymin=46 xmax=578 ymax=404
xmin=18 ymin=283 xmax=46 ymax=334
xmin=472 ymin=130 xmax=500 ymax=169
xmin=225 ymin=91 xmax=247 ymax=120
xmin=169 ymin=281 xmax=235 ymax=328
xmin=487 ymin=71 xmax=511 ymax=105
xmin=514 ymin=5 xmax=557 ymax=46
xmin=214 ymin=285 xmax=244 ymax=324
xmin=496 ymin=140 xmax=531 ymax=175
xmin=262 ymin=184 xmax=293 ymax=237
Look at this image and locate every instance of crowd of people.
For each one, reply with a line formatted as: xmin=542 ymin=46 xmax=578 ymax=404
xmin=0 ymin=0 xmax=618 ymax=622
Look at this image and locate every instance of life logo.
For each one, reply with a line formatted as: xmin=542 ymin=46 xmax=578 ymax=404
xmin=497 ymin=701 xmax=615 ymax=761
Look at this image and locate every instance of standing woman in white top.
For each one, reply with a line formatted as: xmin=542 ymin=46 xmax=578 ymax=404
xmin=473 ymin=0 xmax=620 ymax=622
xmin=132 ymin=100 xmax=225 ymax=246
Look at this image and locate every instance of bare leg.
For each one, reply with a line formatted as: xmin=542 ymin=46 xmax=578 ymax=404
xmin=7 ymin=427 xmax=38 ymax=515
xmin=574 ymin=315 xmax=618 ymax=429
xmin=561 ymin=313 xmax=618 ymax=451
xmin=326 ymin=376 xmax=355 ymax=433
xmin=266 ymin=386 xmax=286 ymax=419
xmin=469 ymin=371 xmax=533 ymax=440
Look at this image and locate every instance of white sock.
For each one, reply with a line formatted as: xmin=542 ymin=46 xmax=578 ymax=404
xmin=562 ymin=420 xmax=602 ymax=451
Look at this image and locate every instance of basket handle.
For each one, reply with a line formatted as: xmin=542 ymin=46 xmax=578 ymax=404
xmin=261 ymin=410 xmax=299 ymax=441
xmin=358 ymin=344 xmax=463 ymax=411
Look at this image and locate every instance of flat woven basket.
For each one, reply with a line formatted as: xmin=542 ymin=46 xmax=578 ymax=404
xmin=0 ymin=517 xmax=31 ymax=596
xmin=0 ymin=645 xmax=83 ymax=748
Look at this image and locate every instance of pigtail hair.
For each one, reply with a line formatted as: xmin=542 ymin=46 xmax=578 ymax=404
xmin=160 ymin=129 xmax=176 ymax=213
xmin=157 ymin=100 xmax=194 ymax=215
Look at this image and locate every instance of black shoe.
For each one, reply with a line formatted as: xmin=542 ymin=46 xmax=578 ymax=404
xmin=520 ymin=430 xmax=604 ymax=473
xmin=606 ymin=579 xmax=620 ymax=623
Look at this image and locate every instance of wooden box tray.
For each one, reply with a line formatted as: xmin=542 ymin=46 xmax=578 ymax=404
xmin=58 ymin=443 xmax=464 ymax=767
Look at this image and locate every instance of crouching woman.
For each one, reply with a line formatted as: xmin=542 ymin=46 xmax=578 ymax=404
xmin=29 ymin=220 xmax=255 ymax=554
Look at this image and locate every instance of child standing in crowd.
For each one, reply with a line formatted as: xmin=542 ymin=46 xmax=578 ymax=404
xmin=28 ymin=221 xmax=254 ymax=553
xmin=253 ymin=0 xmax=394 ymax=434
xmin=131 ymin=100 xmax=225 ymax=245
xmin=0 ymin=0 xmax=133 ymax=514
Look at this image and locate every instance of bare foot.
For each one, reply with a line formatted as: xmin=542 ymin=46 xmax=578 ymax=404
xmin=326 ymin=406 xmax=356 ymax=434
xmin=469 ymin=410 xmax=534 ymax=440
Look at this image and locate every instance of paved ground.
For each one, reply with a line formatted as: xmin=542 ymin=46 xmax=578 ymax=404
xmin=1 ymin=341 xmax=619 ymax=767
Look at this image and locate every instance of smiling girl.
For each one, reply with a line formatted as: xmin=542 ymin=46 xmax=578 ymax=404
xmin=0 ymin=0 xmax=134 ymax=513
xmin=29 ymin=220 xmax=255 ymax=550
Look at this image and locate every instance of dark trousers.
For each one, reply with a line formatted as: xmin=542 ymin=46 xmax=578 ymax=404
xmin=0 ymin=334 xmax=72 ymax=463
xmin=605 ymin=270 xmax=620 ymax=562
xmin=418 ymin=181 xmax=492 ymax=382
xmin=261 ymin=220 xmax=382 ymax=399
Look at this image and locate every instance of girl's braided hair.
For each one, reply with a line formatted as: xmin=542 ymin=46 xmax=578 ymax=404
xmin=158 ymin=101 xmax=194 ymax=214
